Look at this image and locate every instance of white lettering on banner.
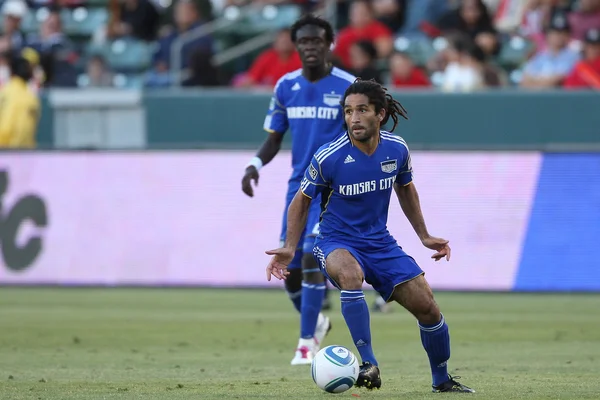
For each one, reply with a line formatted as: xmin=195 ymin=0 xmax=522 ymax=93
xmin=287 ymin=106 xmax=339 ymax=120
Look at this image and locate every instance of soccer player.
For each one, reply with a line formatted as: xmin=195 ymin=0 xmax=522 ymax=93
xmin=265 ymin=79 xmax=475 ymax=393
xmin=241 ymin=15 xmax=355 ymax=365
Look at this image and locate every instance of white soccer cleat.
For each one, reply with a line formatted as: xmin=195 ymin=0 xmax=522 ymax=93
xmin=290 ymin=338 xmax=318 ymax=365
xmin=313 ymin=313 xmax=332 ymax=352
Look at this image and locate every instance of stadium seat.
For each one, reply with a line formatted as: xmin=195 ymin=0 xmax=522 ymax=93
xmin=85 ymin=38 xmax=156 ymax=73
xmin=220 ymin=4 xmax=302 ymax=35
xmin=393 ymin=36 xmax=437 ymax=67
xmin=12 ymin=6 xmax=107 ymax=37
xmin=497 ymin=36 xmax=535 ymax=69
xmin=62 ymin=7 xmax=108 ymax=37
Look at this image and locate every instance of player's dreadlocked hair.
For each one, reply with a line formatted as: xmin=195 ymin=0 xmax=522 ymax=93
xmin=290 ymin=14 xmax=335 ymax=44
xmin=342 ymin=78 xmax=409 ymax=132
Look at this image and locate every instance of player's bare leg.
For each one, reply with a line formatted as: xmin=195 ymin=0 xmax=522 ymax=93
xmin=290 ymin=253 xmax=331 ymax=365
xmin=325 ymin=249 xmax=381 ymax=390
xmin=391 ymin=275 xmax=474 ymax=393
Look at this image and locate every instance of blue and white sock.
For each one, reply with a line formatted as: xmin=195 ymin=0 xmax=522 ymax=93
xmin=419 ymin=314 xmax=451 ymax=386
xmin=287 ymin=289 xmax=302 ymax=313
xmin=340 ymin=290 xmax=377 ymax=365
xmin=300 ymin=281 xmax=325 ymax=339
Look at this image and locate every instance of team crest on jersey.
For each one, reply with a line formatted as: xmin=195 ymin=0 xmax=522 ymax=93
xmin=381 ymin=159 xmax=397 ymax=173
xmin=323 ymin=93 xmax=341 ymax=107
xmin=309 ymin=164 xmax=318 ymax=180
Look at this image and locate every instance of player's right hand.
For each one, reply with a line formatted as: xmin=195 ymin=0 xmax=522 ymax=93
xmin=241 ymin=166 xmax=259 ymax=197
xmin=265 ymin=247 xmax=295 ymax=281
xmin=421 ymin=236 xmax=451 ymax=262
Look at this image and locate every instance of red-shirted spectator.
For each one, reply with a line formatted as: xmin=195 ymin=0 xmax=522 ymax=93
xmin=236 ymin=28 xmax=301 ymax=88
xmin=568 ymin=0 xmax=600 ymax=42
xmin=564 ymin=28 xmax=600 ymax=89
xmin=389 ymin=52 xmax=431 ymax=88
xmin=333 ymin=0 xmax=393 ymax=69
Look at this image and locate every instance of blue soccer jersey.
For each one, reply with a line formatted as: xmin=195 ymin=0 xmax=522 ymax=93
xmin=263 ymin=67 xmax=355 ymax=185
xmin=300 ymin=131 xmax=413 ymax=245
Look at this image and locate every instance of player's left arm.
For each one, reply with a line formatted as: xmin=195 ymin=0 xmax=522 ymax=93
xmin=393 ymin=145 xmax=451 ymax=261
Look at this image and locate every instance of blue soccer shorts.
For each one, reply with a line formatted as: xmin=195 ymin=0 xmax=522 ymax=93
xmin=279 ymin=191 xmax=322 ymax=270
xmin=312 ymin=238 xmax=424 ymax=302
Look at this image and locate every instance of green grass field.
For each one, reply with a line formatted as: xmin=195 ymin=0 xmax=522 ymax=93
xmin=1 ymin=288 xmax=599 ymax=399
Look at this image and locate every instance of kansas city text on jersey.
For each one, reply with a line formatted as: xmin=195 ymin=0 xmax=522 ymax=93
xmin=287 ymin=106 xmax=340 ymax=120
xmin=338 ymin=176 xmax=397 ymax=196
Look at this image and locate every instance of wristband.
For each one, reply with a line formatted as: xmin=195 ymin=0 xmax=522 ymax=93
xmin=247 ymin=156 xmax=263 ymax=171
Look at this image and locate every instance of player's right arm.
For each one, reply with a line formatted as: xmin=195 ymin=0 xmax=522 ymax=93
xmin=266 ymin=155 xmax=328 ymax=281
xmin=241 ymin=79 xmax=289 ymax=197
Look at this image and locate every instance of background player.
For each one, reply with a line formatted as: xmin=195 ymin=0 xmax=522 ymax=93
xmin=265 ymin=79 xmax=475 ymax=393
xmin=241 ymin=15 xmax=355 ymax=365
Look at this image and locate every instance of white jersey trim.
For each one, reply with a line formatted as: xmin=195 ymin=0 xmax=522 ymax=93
xmin=331 ymin=67 xmax=356 ymax=83
xmin=315 ymin=135 xmax=350 ymax=164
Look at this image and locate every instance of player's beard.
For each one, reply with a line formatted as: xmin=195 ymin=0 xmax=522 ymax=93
xmin=350 ymin=124 xmax=377 ymax=143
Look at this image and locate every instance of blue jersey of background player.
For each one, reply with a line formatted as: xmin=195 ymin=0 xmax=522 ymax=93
xmin=241 ymin=15 xmax=355 ymax=365
xmin=266 ymin=79 xmax=474 ymax=393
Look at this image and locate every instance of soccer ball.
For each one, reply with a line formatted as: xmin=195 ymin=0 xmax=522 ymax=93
xmin=311 ymin=345 xmax=359 ymax=393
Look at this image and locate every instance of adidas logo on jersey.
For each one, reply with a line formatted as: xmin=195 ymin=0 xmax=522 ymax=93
xmin=344 ymin=155 xmax=355 ymax=164
xmin=291 ymin=82 xmax=301 ymax=91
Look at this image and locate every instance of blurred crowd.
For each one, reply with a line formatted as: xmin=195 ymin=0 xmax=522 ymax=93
xmin=0 ymin=0 xmax=598 ymax=91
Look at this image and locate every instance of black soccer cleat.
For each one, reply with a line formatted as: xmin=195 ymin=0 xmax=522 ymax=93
xmin=355 ymin=362 xmax=381 ymax=390
xmin=432 ymin=375 xmax=475 ymax=393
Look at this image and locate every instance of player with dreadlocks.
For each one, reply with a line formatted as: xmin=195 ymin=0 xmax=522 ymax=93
xmin=266 ymin=79 xmax=475 ymax=393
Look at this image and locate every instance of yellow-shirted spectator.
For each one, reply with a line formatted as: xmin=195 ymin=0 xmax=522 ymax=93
xmin=0 ymin=54 xmax=40 ymax=148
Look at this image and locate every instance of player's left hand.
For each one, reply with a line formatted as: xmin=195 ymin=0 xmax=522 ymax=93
xmin=421 ymin=236 xmax=451 ymax=262
xmin=265 ymin=247 xmax=294 ymax=281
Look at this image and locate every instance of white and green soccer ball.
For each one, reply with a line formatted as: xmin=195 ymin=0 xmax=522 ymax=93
xmin=311 ymin=345 xmax=359 ymax=393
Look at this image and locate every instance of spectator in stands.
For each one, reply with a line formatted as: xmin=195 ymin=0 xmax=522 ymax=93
xmin=81 ymin=54 xmax=115 ymax=87
xmin=182 ymin=48 xmax=221 ymax=86
xmin=0 ymin=54 xmax=40 ymax=148
xmin=147 ymin=0 xmax=213 ymax=87
xmin=398 ymin=0 xmax=449 ymax=39
xmin=0 ymin=48 xmax=44 ymax=91
xmin=493 ymin=0 xmax=529 ymax=34
xmin=21 ymin=46 xmax=46 ymax=91
xmin=440 ymin=38 xmax=484 ymax=92
xmin=372 ymin=0 xmax=406 ymax=32
xmin=436 ymin=0 xmax=500 ymax=57
xmin=234 ymin=28 xmax=301 ymax=89
xmin=333 ymin=0 xmax=394 ymax=68
xmin=563 ymin=28 xmax=600 ymax=89
xmin=107 ymin=0 xmax=160 ymax=42
xmin=0 ymin=0 xmax=28 ymax=53
xmin=568 ymin=0 xmax=600 ymax=41
xmin=519 ymin=0 xmax=575 ymax=51
xmin=389 ymin=51 xmax=431 ymax=87
xmin=28 ymin=7 xmax=78 ymax=87
xmin=440 ymin=36 xmax=504 ymax=91
xmin=520 ymin=13 xmax=580 ymax=88
xmin=348 ymin=40 xmax=382 ymax=82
